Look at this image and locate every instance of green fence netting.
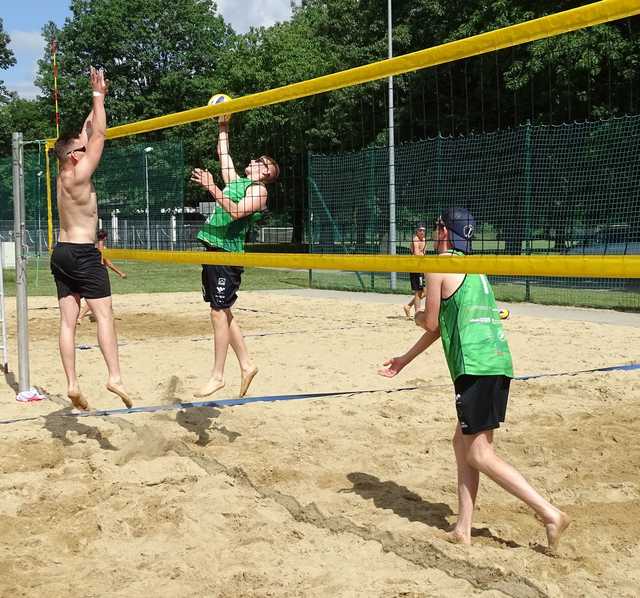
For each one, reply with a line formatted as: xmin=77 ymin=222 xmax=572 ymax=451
xmin=308 ymin=115 xmax=640 ymax=310
xmin=0 ymin=139 xmax=185 ymax=252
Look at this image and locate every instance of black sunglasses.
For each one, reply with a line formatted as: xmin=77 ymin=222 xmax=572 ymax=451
xmin=66 ymin=146 xmax=86 ymax=156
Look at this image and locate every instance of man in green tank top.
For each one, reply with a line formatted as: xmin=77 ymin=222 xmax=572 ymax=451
xmin=379 ymin=207 xmax=570 ymax=552
xmin=190 ymin=119 xmax=279 ymax=398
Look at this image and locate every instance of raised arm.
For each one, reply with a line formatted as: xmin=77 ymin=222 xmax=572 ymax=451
xmin=217 ymin=121 xmax=239 ymax=184
xmin=78 ymin=109 xmax=94 ymax=146
xmin=190 ymin=170 xmax=267 ymax=220
xmin=75 ymin=67 xmax=108 ymax=181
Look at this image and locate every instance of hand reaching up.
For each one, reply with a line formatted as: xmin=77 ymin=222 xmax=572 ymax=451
xmin=90 ymin=66 xmax=108 ymax=96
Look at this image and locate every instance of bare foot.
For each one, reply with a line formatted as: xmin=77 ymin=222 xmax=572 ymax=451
xmin=194 ymin=377 xmax=225 ymax=398
xmin=239 ymin=366 xmax=258 ymax=397
xmin=68 ymin=387 xmax=89 ymax=411
xmin=445 ymin=529 xmax=471 ymax=545
xmin=106 ymin=381 xmax=133 ymax=408
xmin=403 ymin=305 xmax=411 ymax=319
xmin=544 ymin=511 xmax=571 ymax=552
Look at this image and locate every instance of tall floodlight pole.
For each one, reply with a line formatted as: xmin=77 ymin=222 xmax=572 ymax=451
xmin=388 ymin=0 xmax=397 ymax=289
xmin=144 ymin=146 xmax=153 ymax=249
xmin=12 ymin=133 xmax=30 ymax=392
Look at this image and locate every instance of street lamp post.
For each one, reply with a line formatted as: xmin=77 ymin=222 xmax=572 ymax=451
xmin=143 ymin=146 xmax=153 ymax=249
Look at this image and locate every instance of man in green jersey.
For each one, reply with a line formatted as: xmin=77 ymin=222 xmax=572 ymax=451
xmin=190 ymin=119 xmax=279 ymax=398
xmin=379 ymin=207 xmax=570 ymax=552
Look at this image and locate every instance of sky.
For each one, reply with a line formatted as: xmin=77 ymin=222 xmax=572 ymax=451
xmin=1 ymin=0 xmax=293 ymax=99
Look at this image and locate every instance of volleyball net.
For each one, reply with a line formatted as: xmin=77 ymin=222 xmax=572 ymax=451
xmin=308 ymin=116 xmax=640 ymax=306
xmin=7 ymin=0 xmax=640 ymax=308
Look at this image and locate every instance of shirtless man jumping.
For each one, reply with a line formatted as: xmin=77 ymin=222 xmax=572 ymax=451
xmin=51 ymin=67 xmax=131 ymax=411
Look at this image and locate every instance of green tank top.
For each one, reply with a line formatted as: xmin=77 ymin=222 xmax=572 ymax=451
xmin=197 ymin=177 xmax=262 ymax=252
xmin=438 ymin=270 xmax=514 ymax=382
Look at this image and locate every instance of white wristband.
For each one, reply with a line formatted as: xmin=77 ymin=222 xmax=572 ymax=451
xmin=92 ymin=91 xmax=103 ymax=97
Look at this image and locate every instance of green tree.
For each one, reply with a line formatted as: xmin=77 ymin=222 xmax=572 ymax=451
xmin=15 ymin=0 xmax=639 ymax=245
xmin=32 ymin=0 xmax=236 ymax=218
xmin=0 ymin=97 xmax=53 ymax=154
xmin=35 ymin=0 xmax=232 ymax=131
xmin=0 ymin=17 xmax=17 ymax=103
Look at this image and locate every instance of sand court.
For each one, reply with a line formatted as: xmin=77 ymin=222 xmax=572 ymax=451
xmin=1 ymin=290 xmax=639 ymax=597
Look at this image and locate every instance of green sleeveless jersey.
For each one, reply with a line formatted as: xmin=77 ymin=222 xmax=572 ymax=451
xmin=197 ymin=177 xmax=262 ymax=252
xmin=438 ymin=272 xmax=514 ymax=382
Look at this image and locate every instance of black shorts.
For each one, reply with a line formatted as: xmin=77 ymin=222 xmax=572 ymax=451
xmin=454 ymin=375 xmax=511 ymax=435
xmin=410 ymin=272 xmax=425 ymax=292
xmin=201 ymin=246 xmax=243 ymax=309
xmin=50 ymin=242 xmax=111 ymax=300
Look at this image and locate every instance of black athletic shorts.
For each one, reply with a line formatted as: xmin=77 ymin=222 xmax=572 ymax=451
xmin=409 ymin=272 xmax=425 ymax=292
xmin=454 ymin=375 xmax=511 ymax=435
xmin=201 ymin=246 xmax=243 ymax=310
xmin=50 ymin=242 xmax=111 ymax=300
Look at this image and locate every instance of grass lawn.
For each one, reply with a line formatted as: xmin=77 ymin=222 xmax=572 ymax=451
xmin=1 ymin=257 xmax=310 ymax=297
xmin=2 ymin=256 xmax=638 ymax=311
xmin=308 ymin=270 xmax=640 ymax=311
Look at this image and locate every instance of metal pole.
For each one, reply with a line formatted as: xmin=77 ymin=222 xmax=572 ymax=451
xmin=524 ymin=120 xmax=533 ymax=302
xmin=144 ymin=151 xmax=151 ymax=249
xmin=0 ymin=243 xmax=8 ymax=373
xmin=36 ymin=171 xmax=43 ymax=255
xmin=388 ymin=0 xmax=397 ymax=289
xmin=12 ymin=132 xmax=30 ymax=392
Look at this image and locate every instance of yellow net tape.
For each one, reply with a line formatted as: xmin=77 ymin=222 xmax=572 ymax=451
xmin=104 ymin=249 xmax=640 ymax=279
xmin=44 ymin=0 xmax=640 ymax=147
xmin=46 ymin=1 xmax=640 ymax=281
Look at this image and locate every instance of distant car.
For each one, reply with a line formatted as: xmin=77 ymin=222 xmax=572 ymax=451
xmin=567 ymin=225 xmax=640 ymax=255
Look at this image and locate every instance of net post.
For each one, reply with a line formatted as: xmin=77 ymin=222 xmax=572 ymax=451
xmin=435 ymin=134 xmax=443 ymax=212
xmin=306 ymin=152 xmax=313 ymax=288
xmin=12 ymin=132 xmax=30 ymax=392
xmin=524 ymin=120 xmax=533 ymax=302
xmin=366 ymin=148 xmax=377 ymax=290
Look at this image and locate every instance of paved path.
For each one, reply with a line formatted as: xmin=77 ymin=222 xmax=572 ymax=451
xmin=262 ymin=288 xmax=640 ymax=328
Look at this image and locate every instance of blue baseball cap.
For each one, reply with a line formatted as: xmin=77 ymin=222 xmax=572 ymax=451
xmin=438 ymin=207 xmax=475 ymax=254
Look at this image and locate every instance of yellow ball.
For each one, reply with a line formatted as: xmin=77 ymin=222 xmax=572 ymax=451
xmin=208 ymin=93 xmax=232 ymax=122
xmin=499 ymin=308 xmax=510 ymax=320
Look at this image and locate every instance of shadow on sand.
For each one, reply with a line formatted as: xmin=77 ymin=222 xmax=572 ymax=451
xmin=44 ymin=407 xmax=117 ymax=451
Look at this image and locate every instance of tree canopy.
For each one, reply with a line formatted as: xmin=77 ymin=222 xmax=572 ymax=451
xmin=1 ymin=1 xmax=637 ymax=147
xmin=0 ymin=17 xmax=17 ymax=104
xmin=0 ymin=0 xmax=638 ymax=237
